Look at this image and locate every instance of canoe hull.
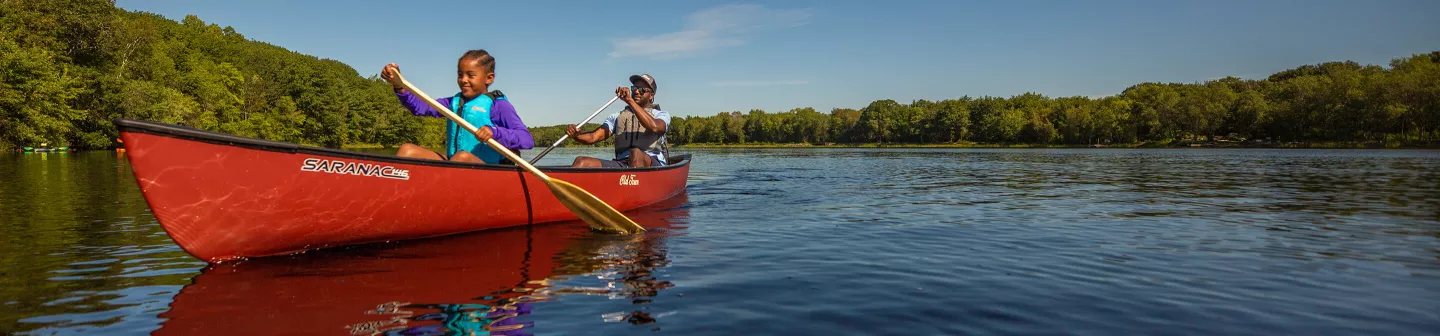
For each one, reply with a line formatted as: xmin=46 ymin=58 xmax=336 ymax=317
xmin=115 ymin=119 xmax=690 ymax=262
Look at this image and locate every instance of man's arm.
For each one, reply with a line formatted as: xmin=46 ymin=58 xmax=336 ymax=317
xmin=624 ymin=100 xmax=666 ymax=133
xmin=573 ymin=126 xmax=611 ymax=145
xmin=570 ymin=113 xmax=617 ymax=144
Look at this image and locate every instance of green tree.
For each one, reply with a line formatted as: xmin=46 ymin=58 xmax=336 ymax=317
xmin=930 ymin=99 xmax=971 ymax=143
xmin=828 ymin=108 xmax=861 ymax=143
xmin=0 ymin=39 xmax=89 ymax=147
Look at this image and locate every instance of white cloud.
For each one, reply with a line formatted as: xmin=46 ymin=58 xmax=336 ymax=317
xmin=711 ymin=80 xmax=810 ymax=87
xmin=609 ymin=4 xmax=812 ymax=60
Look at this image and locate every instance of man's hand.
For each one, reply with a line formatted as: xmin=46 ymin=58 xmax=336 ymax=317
xmin=381 ymin=63 xmax=404 ymax=90
xmin=474 ymin=126 xmax=493 ymax=142
xmin=616 ymin=86 xmax=634 ymax=103
xmin=565 ymin=124 xmax=580 ymax=138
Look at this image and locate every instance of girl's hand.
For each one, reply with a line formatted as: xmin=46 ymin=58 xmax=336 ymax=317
xmin=381 ymin=63 xmax=403 ymax=90
xmin=474 ymin=126 xmax=494 ymax=142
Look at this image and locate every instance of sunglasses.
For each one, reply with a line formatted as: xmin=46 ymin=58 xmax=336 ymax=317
xmin=631 ymin=86 xmax=653 ymax=94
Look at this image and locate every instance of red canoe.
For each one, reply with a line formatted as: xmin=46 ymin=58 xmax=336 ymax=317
xmin=114 ymin=119 xmax=691 ymax=262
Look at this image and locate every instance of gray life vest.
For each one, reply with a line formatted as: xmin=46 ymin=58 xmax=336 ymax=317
xmin=613 ymin=106 xmax=668 ymax=162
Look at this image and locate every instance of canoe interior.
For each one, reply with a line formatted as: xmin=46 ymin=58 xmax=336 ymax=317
xmin=112 ymin=118 xmax=691 ymax=171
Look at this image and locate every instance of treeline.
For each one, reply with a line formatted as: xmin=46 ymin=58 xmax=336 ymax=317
xmin=5 ymin=2 xmax=1437 ymax=151
xmin=1 ymin=0 xmax=445 ymax=150
xmin=666 ymin=52 xmax=1440 ymax=146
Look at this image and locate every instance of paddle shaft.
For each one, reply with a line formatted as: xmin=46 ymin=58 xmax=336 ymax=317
xmin=395 ymin=78 xmax=552 ymax=181
xmin=528 ymin=96 xmax=619 ymax=164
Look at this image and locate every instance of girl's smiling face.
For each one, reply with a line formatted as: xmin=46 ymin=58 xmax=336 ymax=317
xmin=456 ymin=58 xmax=494 ymax=99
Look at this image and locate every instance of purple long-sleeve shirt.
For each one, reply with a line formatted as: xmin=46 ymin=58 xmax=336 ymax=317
xmin=394 ymin=90 xmax=534 ymax=150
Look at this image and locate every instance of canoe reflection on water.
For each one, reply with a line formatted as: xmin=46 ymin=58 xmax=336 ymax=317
xmin=156 ymin=192 xmax=690 ymax=336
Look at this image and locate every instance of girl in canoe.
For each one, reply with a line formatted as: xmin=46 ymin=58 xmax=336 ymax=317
xmin=380 ymin=49 xmax=534 ymax=164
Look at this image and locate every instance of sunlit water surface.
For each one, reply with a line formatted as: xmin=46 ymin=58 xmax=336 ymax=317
xmin=2 ymin=148 xmax=1438 ymax=335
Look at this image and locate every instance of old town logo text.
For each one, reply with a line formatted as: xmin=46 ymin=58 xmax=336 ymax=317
xmin=301 ymin=158 xmax=410 ymax=180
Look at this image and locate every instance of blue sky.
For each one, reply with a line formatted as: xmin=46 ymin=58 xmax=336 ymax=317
xmin=115 ymin=0 xmax=1440 ymax=126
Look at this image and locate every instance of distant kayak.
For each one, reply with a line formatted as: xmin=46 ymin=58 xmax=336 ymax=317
xmin=22 ymin=146 xmax=68 ymax=152
xmin=114 ymin=118 xmax=691 ymax=262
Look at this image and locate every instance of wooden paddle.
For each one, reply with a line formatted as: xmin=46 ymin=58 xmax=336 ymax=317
xmin=393 ymin=75 xmax=645 ymax=234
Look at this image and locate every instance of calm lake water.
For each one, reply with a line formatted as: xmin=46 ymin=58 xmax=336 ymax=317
xmin=2 ymin=148 xmax=1438 ymax=335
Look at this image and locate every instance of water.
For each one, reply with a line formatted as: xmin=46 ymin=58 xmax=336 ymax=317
xmin=3 ymin=148 xmax=1438 ymax=335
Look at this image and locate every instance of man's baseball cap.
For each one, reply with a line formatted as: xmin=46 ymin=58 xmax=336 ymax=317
xmin=629 ymin=74 xmax=657 ymax=92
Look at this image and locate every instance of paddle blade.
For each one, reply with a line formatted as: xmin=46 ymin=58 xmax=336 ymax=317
xmin=545 ymin=179 xmax=646 ymax=234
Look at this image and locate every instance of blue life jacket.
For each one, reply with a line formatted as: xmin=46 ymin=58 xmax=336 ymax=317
xmin=444 ymin=91 xmax=508 ymax=164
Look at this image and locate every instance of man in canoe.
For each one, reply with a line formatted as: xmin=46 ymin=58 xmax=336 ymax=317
xmin=565 ymin=74 xmax=671 ymax=168
xmin=380 ymin=49 xmax=534 ymax=164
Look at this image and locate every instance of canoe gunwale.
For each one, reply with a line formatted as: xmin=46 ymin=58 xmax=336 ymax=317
xmin=113 ymin=118 xmax=691 ymax=173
